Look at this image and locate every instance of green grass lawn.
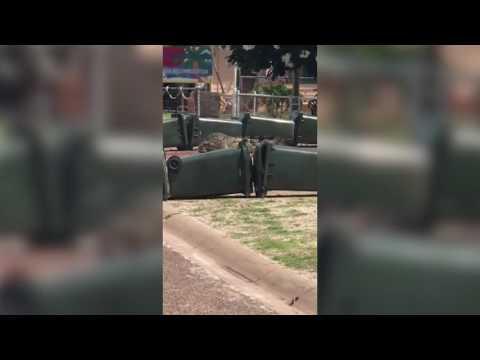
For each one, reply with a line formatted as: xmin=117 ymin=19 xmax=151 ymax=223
xmin=167 ymin=194 xmax=317 ymax=273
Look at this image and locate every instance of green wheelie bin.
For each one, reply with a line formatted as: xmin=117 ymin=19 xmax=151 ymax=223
xmin=0 ymin=124 xmax=95 ymax=245
xmin=0 ymin=127 xmax=37 ymax=234
xmin=293 ymin=112 xmax=317 ymax=145
xmin=244 ymin=113 xmax=295 ymax=143
xmin=163 ymin=113 xmax=189 ymax=149
xmin=253 ymin=141 xmax=317 ymax=197
xmin=193 ymin=116 xmax=243 ymax=146
xmin=439 ymin=126 xmax=480 ymax=219
xmin=165 ymin=141 xmax=253 ymax=199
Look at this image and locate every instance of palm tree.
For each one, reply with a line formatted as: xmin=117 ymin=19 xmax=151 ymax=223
xmin=183 ymin=46 xmax=212 ymax=74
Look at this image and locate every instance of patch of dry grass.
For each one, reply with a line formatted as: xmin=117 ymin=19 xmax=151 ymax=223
xmin=166 ymin=193 xmax=317 ymax=272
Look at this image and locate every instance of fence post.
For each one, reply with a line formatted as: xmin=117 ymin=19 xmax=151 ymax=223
xmin=253 ymin=91 xmax=257 ymax=115
xmin=180 ymin=87 xmax=184 ymax=113
xmin=197 ymin=88 xmax=201 ymax=117
xmin=238 ymin=90 xmax=241 ymax=118
xmin=232 ymin=89 xmax=240 ymax=118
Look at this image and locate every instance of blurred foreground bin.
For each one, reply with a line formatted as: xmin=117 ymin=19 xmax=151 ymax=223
xmin=1 ymin=124 xmax=166 ymax=244
xmin=440 ymin=127 xmax=480 ymax=219
xmin=318 ymin=226 xmax=480 ymax=315
xmin=0 ymin=124 xmax=94 ymax=242
xmin=77 ymin=135 xmax=166 ymax=232
xmin=165 ymin=141 xmax=252 ymax=199
xmin=253 ymin=142 xmax=317 ymax=197
xmin=0 ymin=250 xmax=163 ymax=315
xmin=316 ymin=133 xmax=432 ymax=225
xmin=0 ymin=128 xmax=37 ymax=233
xmin=29 ymin=125 xmax=94 ymax=244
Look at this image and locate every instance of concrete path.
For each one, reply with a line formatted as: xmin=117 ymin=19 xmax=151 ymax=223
xmin=163 ymin=233 xmax=278 ymax=315
xmin=163 ymin=203 xmax=316 ymax=315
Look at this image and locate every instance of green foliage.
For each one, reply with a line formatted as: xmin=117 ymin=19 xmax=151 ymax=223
xmin=254 ymin=83 xmax=292 ymax=118
xmin=321 ymin=45 xmax=428 ymax=60
xmin=221 ymin=45 xmax=317 ymax=80
xmin=256 ymin=83 xmax=292 ymax=97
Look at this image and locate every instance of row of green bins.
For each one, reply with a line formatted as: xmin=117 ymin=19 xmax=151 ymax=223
xmin=166 ymin=112 xmax=318 ymax=150
xmin=165 ymin=139 xmax=320 ymax=200
xmin=165 ymin=141 xmax=253 ymax=199
xmin=317 ymin=225 xmax=480 ymax=315
xmin=253 ymin=142 xmax=317 ymax=197
xmin=0 ymin=126 xmax=37 ymax=233
xmin=0 ymin=250 xmax=163 ymax=314
xmin=439 ymin=126 xmax=480 ymax=219
xmin=316 ymin=133 xmax=432 ymax=225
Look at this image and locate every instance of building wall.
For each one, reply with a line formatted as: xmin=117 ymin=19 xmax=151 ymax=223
xmin=442 ymin=45 xmax=480 ymax=75
xmin=441 ymin=46 xmax=480 ymax=119
xmin=211 ymin=47 xmax=236 ymax=94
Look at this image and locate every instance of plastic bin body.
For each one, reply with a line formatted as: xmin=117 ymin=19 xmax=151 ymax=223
xmin=318 ymin=228 xmax=480 ymax=315
xmin=166 ymin=143 xmax=252 ymax=199
xmin=0 ymin=133 xmax=36 ymax=233
xmin=316 ymin=134 xmax=431 ymax=222
xmin=253 ymin=143 xmax=317 ymax=196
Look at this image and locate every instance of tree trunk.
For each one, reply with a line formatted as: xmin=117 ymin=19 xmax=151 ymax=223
xmin=240 ymin=69 xmax=256 ymax=113
xmin=291 ymin=67 xmax=300 ymax=113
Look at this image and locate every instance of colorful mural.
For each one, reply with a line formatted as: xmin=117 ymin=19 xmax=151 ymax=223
xmin=163 ymin=46 xmax=213 ymax=83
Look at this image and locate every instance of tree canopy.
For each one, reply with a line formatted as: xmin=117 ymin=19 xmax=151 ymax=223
xmin=221 ymin=45 xmax=317 ymax=79
xmin=319 ymin=45 xmax=429 ymax=60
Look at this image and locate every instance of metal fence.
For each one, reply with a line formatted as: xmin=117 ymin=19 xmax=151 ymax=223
xmin=235 ymin=92 xmax=301 ymax=120
xmin=163 ymin=87 xmax=317 ymax=120
xmin=163 ymin=86 xmax=200 ymax=116
xmin=232 ymin=91 xmax=316 ymax=119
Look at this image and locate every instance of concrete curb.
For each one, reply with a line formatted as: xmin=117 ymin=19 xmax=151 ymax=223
xmin=163 ymin=202 xmax=317 ymax=315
